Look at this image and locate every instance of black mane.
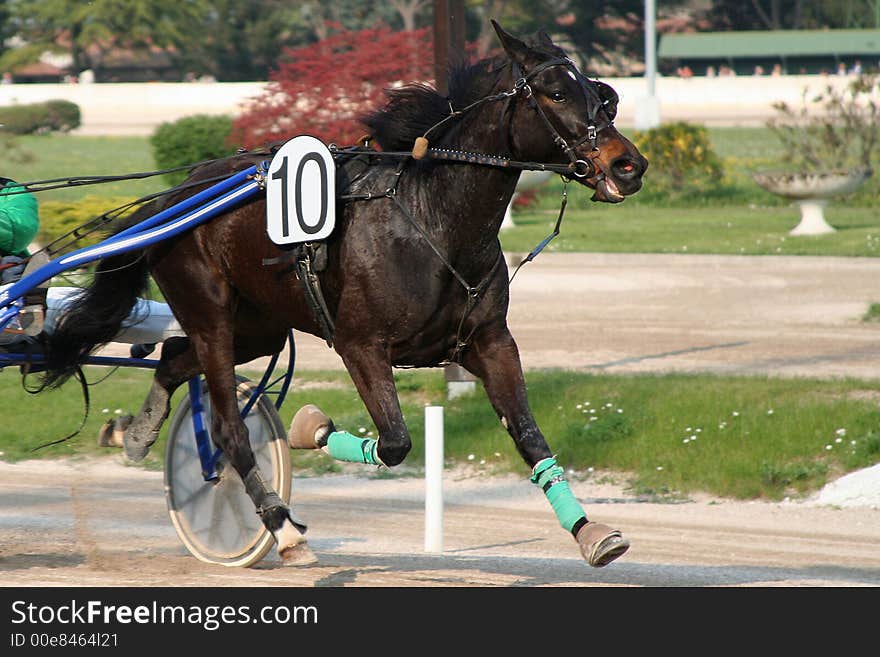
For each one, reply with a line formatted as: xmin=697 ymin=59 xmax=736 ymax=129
xmin=362 ymin=37 xmax=566 ymax=152
xmin=360 ymin=58 xmax=502 ymax=152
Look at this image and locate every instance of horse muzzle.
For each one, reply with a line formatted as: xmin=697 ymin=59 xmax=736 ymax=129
xmin=588 ymin=152 xmax=648 ymax=203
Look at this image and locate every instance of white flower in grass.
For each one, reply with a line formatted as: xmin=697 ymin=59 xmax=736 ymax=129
xmin=767 ymin=409 xmax=774 ymax=415
xmin=835 ymin=438 xmax=843 ymax=444
xmin=358 ymin=427 xmax=367 ymax=434
xmin=825 ymin=445 xmax=833 ymax=451
xmin=494 ymin=452 xmax=501 ymax=457
xmin=480 ymin=459 xmax=486 ymax=465
xmin=101 ymin=408 xmax=109 ymax=414
xmin=587 ymin=467 xmax=594 ymax=473
xmin=617 ymin=408 xmax=623 ymax=413
xmin=695 ymin=428 xmax=701 ymax=433
xmin=683 ymin=438 xmax=690 ymax=444
xmin=114 ymin=409 xmax=123 ymax=415
xmin=576 ymin=404 xmax=583 ymax=409
xmin=850 ymin=441 xmax=857 ymax=446
xmin=467 ymin=454 xmax=475 ymax=461
xmin=656 ymin=466 xmax=664 ymax=471
xmin=835 ymin=428 xmax=846 ymax=436
xmin=732 ymin=411 xmax=739 ymax=417
xmin=690 ymin=435 xmax=697 ymax=441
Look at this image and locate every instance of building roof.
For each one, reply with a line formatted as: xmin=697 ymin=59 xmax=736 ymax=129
xmin=659 ymin=29 xmax=880 ymax=60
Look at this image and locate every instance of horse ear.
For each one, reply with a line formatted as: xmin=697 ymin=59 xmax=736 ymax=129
xmin=537 ymin=29 xmax=555 ymax=48
xmin=491 ymin=20 xmax=531 ymax=65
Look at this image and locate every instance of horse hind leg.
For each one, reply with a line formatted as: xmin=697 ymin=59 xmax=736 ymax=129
xmin=123 ymin=337 xmax=196 ymax=462
xmin=189 ymin=329 xmax=315 ymax=565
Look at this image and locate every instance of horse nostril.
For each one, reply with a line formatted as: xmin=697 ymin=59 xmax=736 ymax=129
xmin=613 ymin=157 xmax=642 ymax=179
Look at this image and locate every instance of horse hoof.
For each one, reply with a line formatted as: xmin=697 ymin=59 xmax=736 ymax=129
xmin=576 ymin=522 xmax=630 ymax=568
xmin=97 ymin=419 xmax=120 ymax=448
xmin=98 ymin=414 xmax=134 ymax=448
xmin=288 ymin=404 xmax=333 ymax=449
xmin=279 ymin=541 xmax=318 ymax=566
xmin=123 ymin=436 xmax=150 ymax=463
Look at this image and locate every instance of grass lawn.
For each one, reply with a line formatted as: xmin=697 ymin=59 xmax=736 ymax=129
xmin=500 ymin=202 xmax=880 ymax=257
xmin=11 ymin=134 xmax=167 ymax=202
xmin=1 ymin=367 xmax=878 ymax=502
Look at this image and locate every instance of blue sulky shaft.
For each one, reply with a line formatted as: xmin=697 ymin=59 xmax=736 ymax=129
xmin=0 ymin=167 xmax=263 ymax=321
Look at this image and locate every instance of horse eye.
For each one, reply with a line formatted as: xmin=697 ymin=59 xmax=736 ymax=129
xmin=549 ymin=91 xmax=566 ymax=103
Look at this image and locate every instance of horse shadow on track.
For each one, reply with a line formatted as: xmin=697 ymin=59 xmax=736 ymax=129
xmin=284 ymin=544 xmax=880 ymax=587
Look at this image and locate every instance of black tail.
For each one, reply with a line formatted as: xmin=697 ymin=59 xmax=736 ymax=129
xmin=41 ymin=240 xmax=152 ymax=390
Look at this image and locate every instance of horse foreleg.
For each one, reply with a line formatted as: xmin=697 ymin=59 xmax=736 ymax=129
xmin=460 ymin=326 xmax=629 ymax=568
xmin=124 ymin=337 xmax=197 ymax=462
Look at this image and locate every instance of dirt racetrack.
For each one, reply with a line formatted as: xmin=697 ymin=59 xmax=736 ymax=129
xmin=3 ymin=252 xmax=880 ymax=587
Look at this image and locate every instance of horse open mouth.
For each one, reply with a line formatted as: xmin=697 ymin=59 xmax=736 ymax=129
xmin=591 ymin=176 xmax=626 ymax=203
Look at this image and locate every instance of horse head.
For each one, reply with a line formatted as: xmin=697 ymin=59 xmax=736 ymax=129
xmin=493 ymin=21 xmax=648 ymax=203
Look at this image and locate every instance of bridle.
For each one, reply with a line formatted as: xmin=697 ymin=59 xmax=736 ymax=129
xmin=508 ymin=56 xmax=617 ymax=179
xmin=405 ymin=55 xmax=618 ymax=181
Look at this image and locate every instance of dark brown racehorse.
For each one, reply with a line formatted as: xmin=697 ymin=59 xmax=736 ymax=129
xmin=42 ymin=22 xmax=647 ymax=566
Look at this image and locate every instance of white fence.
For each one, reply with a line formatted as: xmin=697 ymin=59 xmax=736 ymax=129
xmin=0 ymin=74 xmax=865 ymax=136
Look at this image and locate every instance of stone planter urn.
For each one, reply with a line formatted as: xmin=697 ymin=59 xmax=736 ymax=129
xmin=752 ymin=168 xmax=872 ymax=236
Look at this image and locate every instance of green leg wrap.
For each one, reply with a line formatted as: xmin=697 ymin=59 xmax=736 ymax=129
xmin=325 ymin=431 xmax=382 ymax=465
xmin=530 ymin=457 xmax=587 ymax=534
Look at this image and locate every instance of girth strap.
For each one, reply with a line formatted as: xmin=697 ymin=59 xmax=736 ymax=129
xmin=263 ymin=244 xmax=335 ymax=347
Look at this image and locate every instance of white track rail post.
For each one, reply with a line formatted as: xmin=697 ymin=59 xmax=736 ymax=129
xmin=424 ymin=405 xmax=444 ymax=553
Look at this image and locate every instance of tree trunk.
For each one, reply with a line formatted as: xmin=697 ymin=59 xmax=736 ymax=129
xmin=389 ymin=0 xmax=428 ymax=31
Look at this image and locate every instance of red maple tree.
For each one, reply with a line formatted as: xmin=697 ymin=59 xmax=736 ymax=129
xmin=232 ymin=24 xmax=435 ymax=149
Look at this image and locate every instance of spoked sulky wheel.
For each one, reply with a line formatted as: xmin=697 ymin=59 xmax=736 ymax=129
xmin=164 ymin=377 xmax=291 ymax=567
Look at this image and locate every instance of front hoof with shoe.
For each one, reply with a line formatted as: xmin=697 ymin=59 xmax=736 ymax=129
xmin=576 ymin=522 xmax=629 ymax=567
xmin=288 ymin=404 xmax=334 ymax=449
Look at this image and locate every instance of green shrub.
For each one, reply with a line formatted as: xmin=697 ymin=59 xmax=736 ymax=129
xmin=631 ymin=121 xmax=726 ymax=202
xmin=44 ymin=100 xmax=81 ymax=132
xmin=38 ymin=196 xmax=138 ymax=250
xmin=0 ymin=99 xmax=81 ymax=134
xmin=150 ymin=114 xmax=236 ymax=185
